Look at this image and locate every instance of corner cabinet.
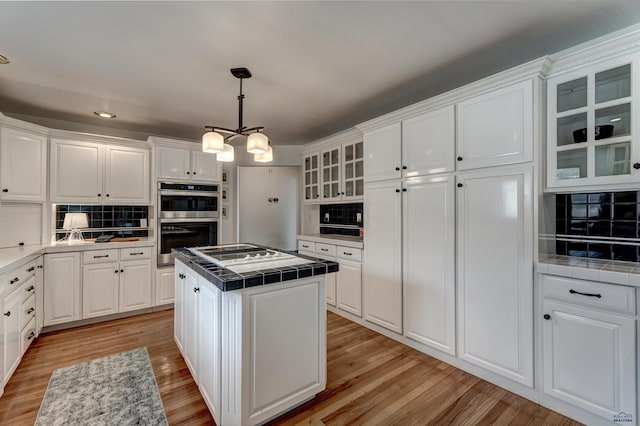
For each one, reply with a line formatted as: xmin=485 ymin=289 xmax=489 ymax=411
xmin=0 ymin=127 xmax=47 ymax=202
xmin=546 ymin=52 xmax=640 ymax=189
xmin=50 ymin=139 xmax=150 ymax=204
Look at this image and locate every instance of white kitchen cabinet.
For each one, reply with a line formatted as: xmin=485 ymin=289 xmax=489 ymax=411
xmin=456 ymin=165 xmax=533 ymax=386
xmin=3 ymin=288 xmax=21 ymax=383
xmin=364 ymin=106 xmax=455 ymax=183
xmin=301 ymin=243 xmax=336 ymax=307
xmin=546 ymin=53 xmax=640 ymax=189
xmin=456 ymin=80 xmax=533 ymax=170
xmin=44 ymin=252 xmax=81 ymax=326
xmin=302 ymin=152 xmax=321 ymax=203
xmin=197 ymin=278 xmax=221 ymax=420
xmin=341 ymin=140 xmax=364 ymax=200
xmin=363 ymin=180 xmax=402 ymax=333
xmin=35 ymin=257 xmax=43 ymax=336
xmin=174 ymin=262 xmax=186 ymax=352
xmin=119 ymin=260 xmax=152 ymax=312
xmin=363 ymin=122 xmax=402 ymax=182
xmin=156 ymin=146 xmax=221 ymax=182
xmin=403 ymin=175 xmax=456 ymax=355
xmin=51 ymin=139 xmax=150 ymax=204
xmin=82 ymin=263 xmax=119 ymax=318
xmin=0 ymin=127 xmax=47 ymax=202
xmin=336 ymin=259 xmax=361 ymax=317
xmin=155 ymin=267 xmax=175 ymax=306
xmin=321 ymin=146 xmax=341 ymax=201
xmin=183 ymin=265 xmax=199 ymax=377
xmin=541 ymin=275 xmax=637 ymax=422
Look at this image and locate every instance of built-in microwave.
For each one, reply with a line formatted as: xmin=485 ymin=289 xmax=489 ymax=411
xmin=158 ymin=182 xmax=219 ymax=219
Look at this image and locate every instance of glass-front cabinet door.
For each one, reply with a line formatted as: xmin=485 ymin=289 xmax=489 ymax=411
xmin=547 ymin=53 xmax=640 ymax=189
xmin=342 ymin=141 xmax=364 ymax=200
xmin=321 ymin=146 xmax=341 ymax=201
xmin=303 ymin=152 xmax=320 ymax=203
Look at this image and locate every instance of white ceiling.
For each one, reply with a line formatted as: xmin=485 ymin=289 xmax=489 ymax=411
xmin=1 ymin=1 xmax=640 ymax=146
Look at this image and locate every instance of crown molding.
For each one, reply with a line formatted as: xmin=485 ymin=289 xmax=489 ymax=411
xmin=147 ymin=135 xmax=200 ymax=150
xmin=0 ymin=112 xmax=49 ymax=135
xmin=355 ymin=57 xmax=550 ymax=134
xmin=302 ymin=127 xmax=362 ymax=153
xmin=48 ymin=128 xmax=149 ymax=149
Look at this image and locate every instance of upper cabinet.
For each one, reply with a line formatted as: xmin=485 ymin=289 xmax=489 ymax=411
xmin=456 ymin=80 xmax=533 ymax=170
xmin=341 ymin=140 xmax=364 ymax=200
xmin=0 ymin=127 xmax=47 ymax=202
xmin=302 ymin=152 xmax=320 ymax=203
xmin=321 ymin=145 xmax=341 ymax=202
xmin=51 ymin=139 xmax=149 ymax=204
xmin=546 ymin=52 xmax=640 ymax=189
xmin=156 ymin=146 xmax=221 ymax=182
xmin=363 ymin=105 xmax=457 ymax=183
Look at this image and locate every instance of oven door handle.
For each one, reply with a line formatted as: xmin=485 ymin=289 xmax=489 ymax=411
xmin=159 ymin=190 xmax=219 ymax=197
xmin=160 ymin=217 xmax=219 ymax=223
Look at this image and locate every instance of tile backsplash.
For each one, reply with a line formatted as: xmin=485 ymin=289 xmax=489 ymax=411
xmin=55 ymin=205 xmax=149 ymax=240
xmin=555 ymin=191 xmax=640 ymax=262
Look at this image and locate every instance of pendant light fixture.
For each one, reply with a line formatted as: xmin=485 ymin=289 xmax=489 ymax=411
xmin=202 ymin=67 xmax=271 ymax=160
xmin=254 ymin=143 xmax=273 ymax=162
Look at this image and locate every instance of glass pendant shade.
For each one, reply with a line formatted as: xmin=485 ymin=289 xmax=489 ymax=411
xmin=254 ymin=146 xmax=273 ymax=163
xmin=202 ymin=131 xmax=224 ymax=153
xmin=217 ymin=143 xmax=235 ymax=162
xmin=246 ymin=132 xmax=269 ymax=154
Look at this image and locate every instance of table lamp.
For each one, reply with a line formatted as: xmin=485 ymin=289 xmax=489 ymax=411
xmin=63 ymin=212 xmax=89 ymax=242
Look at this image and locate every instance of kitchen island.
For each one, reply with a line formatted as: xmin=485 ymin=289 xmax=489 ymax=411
xmin=172 ymin=244 xmax=338 ymax=426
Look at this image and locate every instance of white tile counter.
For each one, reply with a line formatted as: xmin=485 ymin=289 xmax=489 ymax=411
xmin=0 ymin=238 xmax=155 ymax=275
xmin=537 ymin=254 xmax=640 ymax=287
xmin=296 ymin=234 xmax=363 ymax=249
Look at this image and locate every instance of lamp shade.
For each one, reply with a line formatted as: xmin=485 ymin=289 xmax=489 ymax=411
xmin=254 ymin=146 xmax=273 ymax=163
xmin=217 ymin=143 xmax=235 ymax=162
xmin=246 ymin=132 xmax=269 ymax=154
xmin=63 ymin=212 xmax=89 ymax=230
xmin=202 ymin=131 xmax=224 ymax=153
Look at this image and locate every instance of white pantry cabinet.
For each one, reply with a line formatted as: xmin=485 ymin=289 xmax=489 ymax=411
xmin=456 ymin=79 xmax=533 ymax=170
xmin=363 ymin=180 xmax=402 ymax=333
xmin=541 ymin=275 xmax=637 ymax=423
xmin=156 ymin=146 xmax=221 ymax=182
xmin=402 ymin=175 xmax=456 ymax=355
xmin=44 ymin=252 xmax=81 ymax=326
xmin=50 ymin=139 xmax=149 ymax=204
xmin=456 ymin=165 xmax=533 ymax=386
xmin=0 ymin=127 xmax=47 ymax=202
xmin=364 ymin=106 xmax=456 ymax=183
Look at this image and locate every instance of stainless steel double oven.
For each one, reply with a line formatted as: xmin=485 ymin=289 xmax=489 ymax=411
xmin=157 ymin=182 xmax=219 ymax=266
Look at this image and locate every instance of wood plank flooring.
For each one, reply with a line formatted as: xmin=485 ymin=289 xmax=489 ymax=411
xmin=0 ymin=309 xmax=582 ymax=425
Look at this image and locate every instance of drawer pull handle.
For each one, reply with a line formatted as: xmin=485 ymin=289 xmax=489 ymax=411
xmin=4 ymin=311 xmax=10 ymax=317
xmin=27 ymin=307 xmax=35 ymax=314
xmin=27 ymin=332 xmax=35 ymax=340
xmin=26 ymin=285 xmax=35 ymax=292
xmin=26 ymin=266 xmax=35 ymax=272
xmin=10 ymin=277 xmax=19 ymax=284
xmin=343 ymin=252 xmax=352 ymax=256
xmin=569 ymin=289 xmax=602 ymax=299
xmin=320 ymin=248 xmax=328 ymax=252
xmin=194 ymin=287 xmax=200 ymax=293
xmin=129 ymin=252 xmax=144 ymax=256
xmin=93 ymin=255 xmax=109 ymax=259
xmin=302 ymin=245 xmax=309 ymax=248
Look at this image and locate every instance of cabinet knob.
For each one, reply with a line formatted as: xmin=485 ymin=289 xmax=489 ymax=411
xmin=187 ymin=171 xmax=190 ymax=175
xmin=457 ymin=183 xmax=463 ymax=188
xmin=27 ymin=308 xmax=35 ymax=314
xmin=2 ymin=188 xmax=7 ymax=193
xmin=97 ymin=193 xmax=101 ymax=197
xmin=4 ymin=311 xmax=10 ymax=317
xmin=402 ymin=188 xmax=407 ymax=192
xmin=402 ymin=166 xmax=407 ymax=170
xmin=395 ymin=189 xmax=400 ymax=193
xmin=28 ymin=332 xmax=35 ymax=340
xmin=10 ymin=277 xmax=19 ymax=284
xmin=194 ymin=287 xmax=200 ymax=293
xmin=633 ymin=163 xmax=640 ymax=170
xmin=193 ymin=171 xmax=197 ymax=175
xmin=105 ymin=194 xmax=110 ymax=197
xmin=26 ymin=285 xmax=35 ymax=292
xmin=120 ymin=269 xmax=124 ymax=273
xmin=457 ymin=156 xmax=463 ymax=161
xmin=395 ymin=167 xmax=400 ymax=171
xmin=114 ymin=270 xmax=119 ymax=274
xmin=543 ymin=314 xmax=551 ymax=320
xmin=37 ymin=265 xmax=43 ymax=269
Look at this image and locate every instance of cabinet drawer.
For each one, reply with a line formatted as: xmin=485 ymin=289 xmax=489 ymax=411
xmin=3 ymin=260 xmax=36 ymax=294
xmin=21 ymin=293 xmax=36 ymax=327
xmin=21 ymin=317 xmax=36 ymax=355
xmin=542 ymin=275 xmax=636 ymax=315
xmin=21 ymin=275 xmax=36 ymax=303
xmin=298 ymin=240 xmax=316 ymax=253
xmin=120 ymin=246 xmax=152 ymax=260
xmin=337 ymin=246 xmax=362 ymax=262
xmin=316 ymin=243 xmax=336 ymax=257
xmin=83 ymin=249 xmax=120 ymax=264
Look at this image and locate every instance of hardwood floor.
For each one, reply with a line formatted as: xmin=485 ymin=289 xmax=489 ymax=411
xmin=0 ymin=309 xmax=582 ymax=426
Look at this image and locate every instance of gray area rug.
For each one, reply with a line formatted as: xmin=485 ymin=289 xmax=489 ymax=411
xmin=35 ymin=347 xmax=168 ymax=426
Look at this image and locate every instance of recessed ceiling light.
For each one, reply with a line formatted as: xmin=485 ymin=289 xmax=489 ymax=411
xmin=0 ymin=54 xmax=9 ymax=64
xmin=94 ymin=111 xmax=116 ymax=119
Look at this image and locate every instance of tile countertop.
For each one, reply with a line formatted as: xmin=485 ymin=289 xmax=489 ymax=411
xmin=537 ymin=254 xmax=640 ymax=288
xmin=296 ymin=234 xmax=364 ymax=249
xmin=0 ymin=238 xmax=155 ymax=275
xmin=173 ymin=246 xmax=339 ymax=292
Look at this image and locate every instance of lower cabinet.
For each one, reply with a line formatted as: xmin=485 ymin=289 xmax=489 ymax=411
xmin=174 ymin=262 xmax=186 ymax=352
xmin=197 ymin=278 xmax=221 ymax=421
xmin=542 ymin=275 xmax=637 ymax=423
xmin=44 ymin=252 xmax=81 ymax=326
xmin=83 ymin=263 xmax=119 ymax=318
xmin=119 ymin=260 xmax=152 ymax=312
xmin=182 ymin=266 xmax=199 ymax=376
xmin=3 ymin=288 xmax=21 ymax=383
xmin=155 ymin=266 xmax=175 ymax=306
